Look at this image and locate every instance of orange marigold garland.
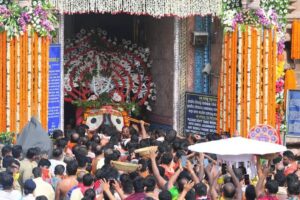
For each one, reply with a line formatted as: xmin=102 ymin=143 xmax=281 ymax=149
xmin=2 ymin=32 xmax=7 ymax=132
xmin=0 ymin=33 xmax=3 ymax=132
xmin=250 ymin=28 xmax=257 ymax=128
xmin=291 ymin=20 xmax=300 ymax=59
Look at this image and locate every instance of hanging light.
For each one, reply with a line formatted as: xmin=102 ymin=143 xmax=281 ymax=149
xmin=248 ymin=0 xmax=260 ymax=10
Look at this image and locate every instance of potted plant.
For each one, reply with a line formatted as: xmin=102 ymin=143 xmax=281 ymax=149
xmin=0 ymin=132 xmax=15 ymax=145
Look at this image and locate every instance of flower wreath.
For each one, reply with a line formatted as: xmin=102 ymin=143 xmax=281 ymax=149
xmin=64 ymin=28 xmax=156 ymax=115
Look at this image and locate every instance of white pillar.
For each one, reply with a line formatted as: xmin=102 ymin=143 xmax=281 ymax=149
xmin=173 ymin=18 xmax=180 ymax=131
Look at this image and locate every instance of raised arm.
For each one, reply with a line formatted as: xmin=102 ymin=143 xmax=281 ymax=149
xmin=150 ymin=150 xmax=167 ymax=189
xmin=256 ymin=164 xmax=269 ymax=198
xmin=186 ymin=160 xmax=200 ymax=184
xmin=113 ymin=180 xmax=126 ymax=200
xmin=227 ymin=165 xmax=242 ymax=200
xmin=177 ymin=181 xmax=195 ymax=200
xmin=101 ymin=179 xmax=116 ymax=200
xmin=195 ymin=153 xmax=205 ymax=182
xmin=210 ymin=170 xmax=221 ymax=200
xmin=167 ymin=163 xmax=183 ymax=189
xmin=139 ymin=120 xmax=148 ymax=139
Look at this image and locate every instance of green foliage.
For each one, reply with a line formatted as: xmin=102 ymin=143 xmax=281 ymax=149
xmin=73 ymin=93 xmax=141 ymax=116
xmin=0 ymin=132 xmax=15 ymax=145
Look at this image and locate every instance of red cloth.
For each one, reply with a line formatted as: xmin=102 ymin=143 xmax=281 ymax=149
xmin=160 ymin=164 xmax=175 ymax=179
xmin=284 ymin=162 xmax=297 ymax=176
xmin=124 ymin=193 xmax=146 ymax=200
xmin=42 ymin=168 xmax=51 ymax=182
xmin=67 ymin=141 xmax=76 ymax=150
xmin=258 ymin=196 xmax=279 ymax=200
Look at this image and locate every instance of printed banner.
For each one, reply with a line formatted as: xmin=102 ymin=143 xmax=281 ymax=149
xmin=48 ymin=44 xmax=62 ymax=133
xmin=286 ymin=90 xmax=300 ymax=136
xmin=184 ymin=92 xmax=217 ymax=134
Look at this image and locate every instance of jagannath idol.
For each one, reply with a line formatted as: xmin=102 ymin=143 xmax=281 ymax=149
xmin=64 ymin=28 xmax=156 ymax=132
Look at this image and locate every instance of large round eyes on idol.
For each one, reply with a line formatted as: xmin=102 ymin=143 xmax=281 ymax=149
xmin=111 ymin=115 xmax=125 ymax=131
xmin=86 ymin=115 xmax=103 ymax=131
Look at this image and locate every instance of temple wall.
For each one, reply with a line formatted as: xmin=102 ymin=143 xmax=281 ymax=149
xmin=144 ymin=17 xmax=175 ymax=126
xmin=210 ymin=18 xmax=223 ymax=96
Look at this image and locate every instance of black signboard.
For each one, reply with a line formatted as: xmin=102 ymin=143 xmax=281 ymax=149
xmin=184 ymin=92 xmax=217 ymax=134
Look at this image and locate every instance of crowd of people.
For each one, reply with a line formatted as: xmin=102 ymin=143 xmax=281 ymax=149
xmin=0 ymin=121 xmax=300 ymax=200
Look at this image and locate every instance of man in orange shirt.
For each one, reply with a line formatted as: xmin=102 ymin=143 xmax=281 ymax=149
xmin=283 ymin=150 xmax=297 ymax=176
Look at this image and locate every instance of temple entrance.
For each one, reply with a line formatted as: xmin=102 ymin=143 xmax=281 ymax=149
xmin=63 ymin=14 xmax=177 ymax=131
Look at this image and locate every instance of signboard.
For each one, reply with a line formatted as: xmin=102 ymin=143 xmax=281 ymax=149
xmin=286 ymin=90 xmax=300 ymax=136
xmin=48 ymin=44 xmax=62 ymax=132
xmin=184 ymin=92 xmax=217 ymax=134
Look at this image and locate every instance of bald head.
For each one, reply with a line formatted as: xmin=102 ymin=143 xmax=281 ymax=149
xmin=223 ymin=182 xmax=236 ymax=198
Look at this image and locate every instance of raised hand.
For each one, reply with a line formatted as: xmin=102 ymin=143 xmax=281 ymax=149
xmin=183 ymin=180 xmax=195 ymax=192
xmin=100 ymin=179 xmax=110 ymax=192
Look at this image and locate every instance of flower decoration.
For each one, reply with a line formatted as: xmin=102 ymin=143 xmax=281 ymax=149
xmin=256 ymin=8 xmax=277 ymax=27
xmin=222 ymin=0 xmax=242 ymax=11
xmin=0 ymin=0 xmax=57 ymax=38
xmin=64 ymin=28 xmax=156 ymax=115
xmin=276 ymin=61 xmax=285 ymax=80
xmin=277 ymin=38 xmax=285 ymax=55
xmin=276 ymin=78 xmax=284 ymax=104
xmin=260 ymin=0 xmax=289 ymax=25
xmin=241 ymin=10 xmax=258 ymax=25
xmin=222 ymin=10 xmax=238 ymax=32
xmin=221 ymin=0 xmax=289 ymax=134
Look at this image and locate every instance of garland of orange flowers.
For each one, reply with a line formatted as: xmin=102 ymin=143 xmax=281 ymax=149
xmin=260 ymin=30 xmax=266 ymax=124
xmin=41 ymin=37 xmax=45 ymax=128
xmin=2 ymin=32 xmax=7 ymax=132
xmin=40 ymin=37 xmax=49 ymax=129
xmin=250 ymin=28 xmax=257 ymax=128
xmin=268 ymin=29 xmax=272 ymax=125
xmin=0 ymin=30 xmax=50 ymax=133
xmin=24 ymin=31 xmax=29 ymax=126
xmin=218 ymin=27 xmax=278 ymax=137
xmin=230 ymin=27 xmax=238 ymax=135
xmin=240 ymin=29 xmax=245 ymax=136
xmin=0 ymin=32 xmax=3 ymax=132
xmin=291 ymin=20 xmax=300 ymax=59
xmin=19 ymin=34 xmax=23 ymax=130
xmin=31 ymin=33 xmax=39 ymax=118
xmin=227 ymin=33 xmax=232 ymax=132
xmin=224 ymin=33 xmax=229 ymax=131
xmin=243 ymin=26 xmax=249 ymax=137
xmin=9 ymin=38 xmax=16 ymax=131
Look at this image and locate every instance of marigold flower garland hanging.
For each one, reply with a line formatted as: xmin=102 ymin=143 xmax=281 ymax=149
xmin=0 ymin=0 xmax=55 ymax=132
xmin=218 ymin=0 xmax=288 ymax=136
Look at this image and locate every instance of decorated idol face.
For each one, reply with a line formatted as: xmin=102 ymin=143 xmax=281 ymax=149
xmin=84 ymin=106 xmax=127 ymax=132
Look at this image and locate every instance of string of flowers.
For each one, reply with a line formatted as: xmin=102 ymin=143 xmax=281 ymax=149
xmin=0 ymin=0 xmax=57 ymax=38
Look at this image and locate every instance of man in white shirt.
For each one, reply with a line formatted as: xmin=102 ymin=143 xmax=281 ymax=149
xmin=32 ymin=167 xmax=55 ymax=200
xmin=0 ymin=172 xmax=22 ymax=200
xmin=49 ymin=148 xmax=66 ymax=176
